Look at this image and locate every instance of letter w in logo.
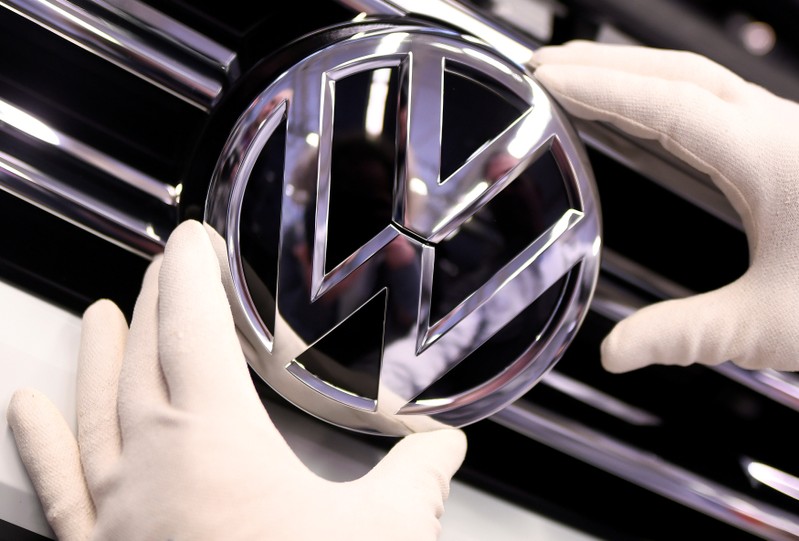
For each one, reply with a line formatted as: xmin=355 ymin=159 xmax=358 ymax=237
xmin=215 ymin=29 xmax=600 ymax=428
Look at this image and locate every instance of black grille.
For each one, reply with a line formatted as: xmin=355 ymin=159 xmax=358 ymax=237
xmin=2 ymin=1 xmax=798 ymax=540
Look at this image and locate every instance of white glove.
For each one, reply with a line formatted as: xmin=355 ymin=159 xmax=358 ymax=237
xmin=531 ymin=40 xmax=799 ymax=373
xmin=6 ymin=220 xmax=467 ymax=541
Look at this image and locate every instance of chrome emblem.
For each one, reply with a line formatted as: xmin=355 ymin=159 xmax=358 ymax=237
xmin=205 ymin=24 xmax=601 ymax=435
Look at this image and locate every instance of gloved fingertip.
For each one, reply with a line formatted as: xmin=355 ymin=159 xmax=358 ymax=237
xmin=172 ymin=219 xmax=212 ymax=247
xmin=82 ymin=298 xmax=124 ymax=323
xmin=529 ymin=46 xmax=564 ymax=69
xmin=201 ymin=221 xmax=233 ymax=275
xmin=599 ymin=332 xmax=638 ymax=374
xmin=528 ymin=50 xmax=543 ymax=69
xmin=202 ymin=220 xmax=223 ymax=243
xmin=7 ymin=387 xmax=41 ymax=425
xmin=161 ymin=219 xmax=220 ymax=286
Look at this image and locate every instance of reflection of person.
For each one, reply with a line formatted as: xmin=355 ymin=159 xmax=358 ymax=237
xmin=381 ymin=148 xmax=571 ymax=400
xmin=533 ymin=40 xmax=799 ymax=374
xmin=6 ymin=220 xmax=466 ymax=540
xmin=282 ymin=135 xmax=420 ymax=345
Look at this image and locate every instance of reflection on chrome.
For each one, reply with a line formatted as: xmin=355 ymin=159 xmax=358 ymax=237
xmin=493 ymin=402 xmax=799 ymax=540
xmin=742 ymin=457 xmax=799 ymax=501
xmin=417 ymin=209 xmax=592 ymax=355
xmin=715 ymin=364 xmax=799 ymax=413
xmin=206 ymin=25 xmax=600 ymax=434
xmin=91 ymin=0 xmax=239 ymax=78
xmin=0 ymin=97 xmax=178 ymax=205
xmin=0 ymin=101 xmax=59 ymax=145
xmin=541 ymin=370 xmax=661 ymax=426
xmin=397 ymin=46 xmax=551 ymax=243
xmin=365 ymin=68 xmax=392 ymax=137
xmin=0 ymin=151 xmax=167 ymax=256
xmin=1 ymin=0 xmax=235 ymax=109
xmin=345 ymin=0 xmax=536 ymax=65
xmin=351 ymin=0 xmax=746 ymax=235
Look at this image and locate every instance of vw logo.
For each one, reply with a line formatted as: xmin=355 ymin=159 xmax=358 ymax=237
xmin=205 ymin=23 xmax=601 ymax=435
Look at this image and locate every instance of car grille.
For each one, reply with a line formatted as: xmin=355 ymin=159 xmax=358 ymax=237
xmin=2 ymin=1 xmax=798 ymax=540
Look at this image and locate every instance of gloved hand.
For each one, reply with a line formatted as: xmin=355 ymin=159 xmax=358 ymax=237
xmin=531 ymin=40 xmax=799 ymax=373
xmin=6 ymin=220 xmax=466 ymax=541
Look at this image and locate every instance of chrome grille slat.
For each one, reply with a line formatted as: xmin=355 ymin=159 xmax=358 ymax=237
xmin=91 ymin=0 xmax=240 ymax=79
xmin=0 ymin=97 xmax=178 ymax=205
xmin=711 ymin=364 xmax=799 ymax=413
xmin=0 ymin=0 xmax=235 ymax=110
xmin=600 ymin=246 xmax=693 ymax=300
xmin=492 ymin=401 xmax=799 ymax=541
xmin=538 ymin=370 xmax=662 ymax=426
xmin=0 ymin=0 xmax=222 ymax=260
xmin=0 ymin=150 xmax=166 ymax=257
xmin=0 ymin=1 xmax=792 ymax=537
xmin=347 ymin=0 xmax=538 ymax=65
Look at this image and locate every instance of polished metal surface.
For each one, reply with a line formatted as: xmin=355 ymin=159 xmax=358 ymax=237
xmin=540 ymin=370 xmax=661 ymax=426
xmin=0 ymin=0 xmax=235 ymax=110
xmin=353 ymin=0 xmax=745 ymax=231
xmin=709 ymin=360 xmax=799 ymax=413
xmin=206 ymin=24 xmax=601 ymax=435
xmin=0 ymin=0 xmax=793 ymax=537
xmin=0 ymin=150 xmax=166 ymax=256
xmin=492 ymin=402 xmax=799 ymax=541
xmin=0 ymin=97 xmax=178 ymax=205
xmin=0 ymin=0 xmax=792 ymax=537
xmin=0 ymin=0 xmax=743 ymax=285
xmin=0 ymin=0 xmax=222 ymax=260
xmin=91 ymin=0 xmax=240 ymax=78
xmin=0 ymin=92 xmax=176 ymax=257
xmin=538 ymin=259 xmax=799 ymax=535
xmin=344 ymin=0 xmax=537 ymax=65
xmin=742 ymin=457 xmax=799 ymax=502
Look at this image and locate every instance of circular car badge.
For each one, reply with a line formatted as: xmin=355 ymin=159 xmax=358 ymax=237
xmin=205 ymin=22 xmax=601 ymax=436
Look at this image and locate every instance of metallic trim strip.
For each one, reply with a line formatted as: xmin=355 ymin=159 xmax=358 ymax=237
xmin=713 ymin=364 xmax=799 ymax=413
xmin=0 ymin=98 xmax=178 ymax=205
xmin=600 ymin=247 xmax=692 ymax=301
xmin=492 ymin=402 xmax=799 ymax=541
xmin=91 ymin=0 xmax=239 ymax=79
xmin=597 ymin=248 xmax=799 ymax=412
xmin=348 ymin=0 xmax=536 ymax=65
xmin=336 ymin=0 xmax=403 ymax=15
xmin=540 ymin=370 xmax=661 ymax=426
xmin=742 ymin=457 xmax=799 ymax=502
xmin=0 ymin=0 xmax=232 ymax=110
xmin=0 ymin=150 xmax=166 ymax=257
